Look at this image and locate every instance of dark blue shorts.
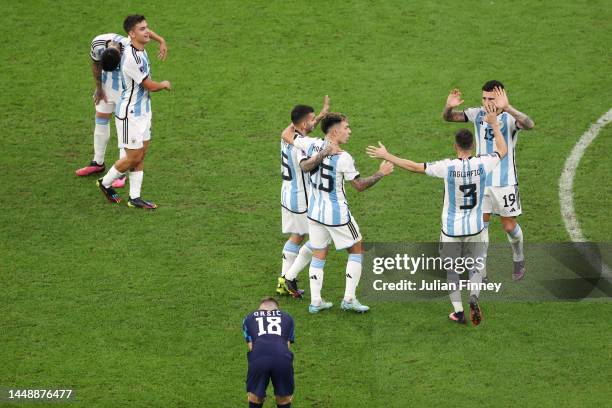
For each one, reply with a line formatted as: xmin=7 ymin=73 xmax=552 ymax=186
xmin=246 ymin=352 xmax=294 ymax=398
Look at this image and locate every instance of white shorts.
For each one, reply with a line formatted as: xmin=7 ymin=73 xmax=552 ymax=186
xmin=439 ymin=230 xmax=486 ymax=274
xmin=483 ymin=185 xmax=522 ymax=217
xmin=116 ymin=113 xmax=152 ymax=150
xmin=94 ymin=86 xmax=121 ymax=114
xmin=281 ymin=207 xmax=308 ymax=235
xmin=308 ymin=217 xmax=362 ymax=251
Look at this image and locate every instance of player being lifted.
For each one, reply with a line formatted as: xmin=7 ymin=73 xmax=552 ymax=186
xmin=276 ymin=98 xmax=336 ymax=298
xmin=367 ymin=103 xmax=507 ymax=325
xmin=242 ymin=297 xmax=295 ymax=408
xmin=442 ymin=81 xmax=535 ymax=280
xmin=97 ymin=15 xmax=171 ymax=208
xmin=76 ymin=28 xmax=167 ymax=188
xmin=295 ymin=113 xmax=393 ymax=314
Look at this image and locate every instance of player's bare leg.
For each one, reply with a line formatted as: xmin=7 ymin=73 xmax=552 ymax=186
xmin=308 ymin=247 xmax=332 ymax=313
xmin=275 ymin=395 xmax=293 ymax=407
xmin=247 ymin=392 xmax=264 ymax=407
xmin=77 ymin=111 xmax=112 ymax=176
xmin=341 ymin=241 xmax=369 ymax=313
xmin=501 ymin=216 xmax=525 ymax=280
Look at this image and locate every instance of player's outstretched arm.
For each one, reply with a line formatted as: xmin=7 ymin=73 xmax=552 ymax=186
xmin=366 ymin=142 xmax=425 ymax=173
xmin=350 ymin=160 xmax=394 ymax=192
xmin=142 ymin=78 xmax=172 ymax=92
xmin=484 ymin=103 xmax=508 ymax=159
xmin=91 ymin=61 xmax=107 ymax=104
xmin=493 ymin=86 xmax=534 ymax=130
xmin=314 ymin=95 xmax=330 ymax=127
xmin=299 ymin=142 xmax=341 ymax=172
xmin=281 ymin=123 xmax=295 ymax=144
xmin=442 ymin=88 xmax=468 ymax=122
xmin=148 ymin=29 xmax=168 ymax=61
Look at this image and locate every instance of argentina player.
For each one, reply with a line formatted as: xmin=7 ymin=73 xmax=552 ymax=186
xmin=298 ymin=113 xmax=394 ymax=314
xmin=76 ymin=28 xmax=167 ymax=186
xmin=367 ymin=103 xmax=508 ymax=325
xmin=443 ymin=81 xmax=535 ymax=281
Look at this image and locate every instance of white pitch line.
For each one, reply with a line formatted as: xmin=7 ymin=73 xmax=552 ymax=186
xmin=559 ymin=108 xmax=612 ymax=283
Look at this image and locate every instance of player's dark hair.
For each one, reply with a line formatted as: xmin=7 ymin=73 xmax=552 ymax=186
xmin=482 ymin=80 xmax=505 ymax=92
xmin=290 ymin=105 xmax=314 ymax=125
xmin=259 ymin=297 xmax=279 ymax=308
xmin=123 ymin=14 xmax=146 ymax=33
xmin=320 ymin=112 xmax=347 ymax=134
xmin=455 ymin=128 xmax=474 ymax=150
xmin=101 ymin=48 xmax=121 ymax=71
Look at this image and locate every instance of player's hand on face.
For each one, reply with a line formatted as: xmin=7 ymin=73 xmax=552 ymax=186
xmin=158 ymin=41 xmax=168 ymax=61
xmin=484 ymin=103 xmax=498 ymax=124
xmin=366 ymin=141 xmax=388 ymax=159
xmin=493 ymin=86 xmax=509 ymax=111
xmin=379 ymin=160 xmax=394 ymax=175
xmin=446 ymin=88 xmax=464 ymax=108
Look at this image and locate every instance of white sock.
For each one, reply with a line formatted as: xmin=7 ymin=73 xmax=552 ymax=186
xmin=129 ymin=171 xmax=144 ymax=199
xmin=481 ymin=222 xmax=489 ymax=279
xmin=281 ymin=240 xmax=300 ymax=277
xmin=506 ymin=224 xmax=524 ymax=262
xmin=284 ymin=241 xmax=313 ymax=280
xmin=447 ymin=269 xmax=463 ymax=312
xmin=309 ymin=257 xmax=325 ymax=306
xmin=93 ymin=118 xmax=110 ymax=164
xmin=343 ymin=254 xmax=363 ymax=302
xmin=469 ymin=269 xmax=482 ymax=298
xmin=101 ymin=165 xmax=124 ymax=188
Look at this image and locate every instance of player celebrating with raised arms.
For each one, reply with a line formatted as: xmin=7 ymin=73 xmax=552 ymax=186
xmin=367 ymin=103 xmax=507 ymax=325
xmin=242 ymin=297 xmax=295 ymax=408
xmin=76 ymin=27 xmax=167 ymax=187
xmin=96 ymin=15 xmax=171 ymax=208
xmin=442 ymin=81 xmax=535 ymax=280
xmin=301 ymin=113 xmax=394 ymax=314
xmin=276 ymin=98 xmax=336 ymax=298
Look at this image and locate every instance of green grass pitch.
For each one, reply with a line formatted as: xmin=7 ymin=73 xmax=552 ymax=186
xmin=1 ymin=0 xmax=611 ymax=406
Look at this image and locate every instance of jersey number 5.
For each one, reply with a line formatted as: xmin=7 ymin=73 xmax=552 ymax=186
xmin=317 ymin=163 xmax=334 ymax=192
xmin=255 ymin=317 xmax=282 ymax=336
xmin=459 ymin=183 xmax=477 ymax=210
xmin=281 ymin=152 xmax=293 ymax=181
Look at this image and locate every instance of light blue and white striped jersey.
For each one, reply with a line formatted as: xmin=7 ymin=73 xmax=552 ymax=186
xmin=90 ymin=33 xmax=130 ymax=93
xmin=304 ymin=139 xmax=360 ymax=227
xmin=280 ymin=132 xmax=320 ymax=213
xmin=115 ymin=44 xmax=151 ymax=119
xmin=426 ymin=154 xmax=501 ymax=237
xmin=464 ymin=107 xmax=520 ymax=187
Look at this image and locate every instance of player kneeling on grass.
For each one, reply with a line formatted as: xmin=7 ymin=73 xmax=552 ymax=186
xmin=367 ymin=103 xmax=507 ymax=326
xmin=242 ymin=297 xmax=295 ymax=408
xmin=301 ymin=113 xmax=394 ymax=314
xmin=96 ymin=15 xmax=171 ymax=209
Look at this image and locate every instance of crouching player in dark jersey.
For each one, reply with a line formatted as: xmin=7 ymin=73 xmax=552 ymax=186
xmin=242 ymin=297 xmax=295 ymax=408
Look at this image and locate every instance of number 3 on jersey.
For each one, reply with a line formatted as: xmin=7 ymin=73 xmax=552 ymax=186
xmin=255 ymin=317 xmax=282 ymax=336
xmin=459 ymin=183 xmax=477 ymax=209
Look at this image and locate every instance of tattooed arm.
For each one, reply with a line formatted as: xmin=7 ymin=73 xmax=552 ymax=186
xmin=442 ymin=88 xmax=468 ymax=122
xmin=299 ymin=143 xmax=341 ymax=172
xmin=492 ymin=86 xmax=535 ymax=130
xmin=350 ymin=161 xmax=394 ymax=192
